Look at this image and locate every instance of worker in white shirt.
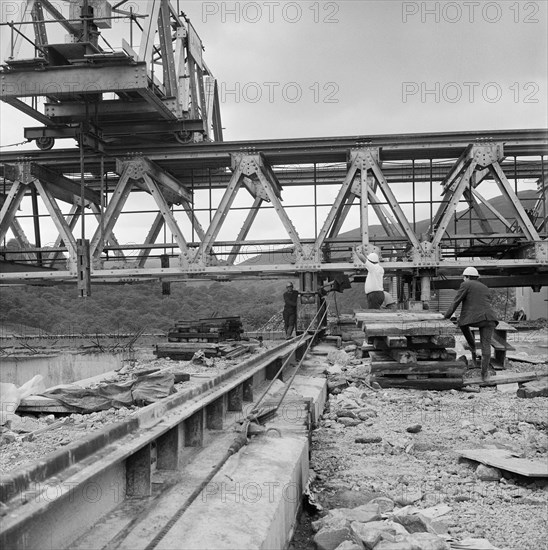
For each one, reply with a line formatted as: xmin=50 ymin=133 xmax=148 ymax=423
xmin=355 ymin=247 xmax=385 ymax=309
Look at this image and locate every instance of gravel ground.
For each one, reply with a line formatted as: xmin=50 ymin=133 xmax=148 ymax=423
xmin=301 ymin=342 xmax=548 ymax=550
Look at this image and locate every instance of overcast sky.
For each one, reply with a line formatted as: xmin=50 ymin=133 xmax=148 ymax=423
xmin=182 ymin=0 xmax=548 ymax=140
xmin=0 ymin=1 xmax=546 ymax=248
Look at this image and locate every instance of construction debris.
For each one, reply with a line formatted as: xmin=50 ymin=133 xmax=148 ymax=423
xmin=457 ymin=448 xmax=548 ymax=478
xmin=155 ymin=341 xmax=251 ymax=361
xmin=516 ymin=378 xmax=548 ymax=398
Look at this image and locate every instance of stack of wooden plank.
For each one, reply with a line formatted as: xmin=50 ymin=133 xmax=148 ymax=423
xmin=155 ymin=341 xmax=249 ymax=361
xmin=168 ymin=316 xmax=244 ymax=343
xmin=357 ymin=310 xmax=465 ymax=390
xmin=327 ymin=313 xmax=365 ymax=345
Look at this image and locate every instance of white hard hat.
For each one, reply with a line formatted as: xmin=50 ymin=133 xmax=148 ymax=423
xmin=463 ymin=267 xmax=479 ymax=277
xmin=367 ymin=252 xmax=379 ymax=263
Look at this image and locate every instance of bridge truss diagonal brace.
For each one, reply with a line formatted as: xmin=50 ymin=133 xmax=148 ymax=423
xmin=360 ymin=148 xmax=423 ymax=251
xmin=194 ymin=163 xmax=243 ymax=266
xmin=249 ymin=155 xmax=308 ymax=263
xmin=33 ymin=179 xmax=78 ymax=270
xmin=429 ymin=143 xmax=504 ymax=247
xmin=118 ymin=157 xmax=192 ymax=205
xmin=350 ymin=175 xmax=405 ymax=238
xmin=431 ymin=158 xmax=478 ymax=248
xmin=227 ymin=196 xmax=263 ymax=266
xmin=89 ymin=203 xmax=125 ymax=260
xmin=8 ymin=217 xmax=35 ymax=262
xmin=137 ymin=212 xmax=164 ymax=269
xmin=313 ymin=157 xmax=359 ymax=259
xmin=0 ymin=179 xmax=28 ymax=243
xmin=470 ymin=188 xmax=513 ymax=230
xmin=489 ymin=162 xmax=540 ymax=241
xmin=89 ymin=167 xmax=133 ymax=262
xmin=46 ymin=204 xmax=80 ymax=267
xmin=142 ymin=173 xmax=191 ymax=267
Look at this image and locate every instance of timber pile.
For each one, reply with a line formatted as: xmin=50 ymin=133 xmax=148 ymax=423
xmin=358 ymin=310 xmax=464 ymax=390
xmin=327 ymin=314 xmax=365 ymax=345
xmin=154 ymin=341 xmax=249 ymax=361
xmin=167 ymin=316 xmax=244 ymax=343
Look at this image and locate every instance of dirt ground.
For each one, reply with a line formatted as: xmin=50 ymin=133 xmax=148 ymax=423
xmin=291 ymin=331 xmax=548 ymax=550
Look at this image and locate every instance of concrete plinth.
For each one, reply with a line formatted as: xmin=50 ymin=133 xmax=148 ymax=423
xmin=0 ymin=350 xmax=130 ymax=387
xmin=157 ymin=430 xmax=309 ymax=550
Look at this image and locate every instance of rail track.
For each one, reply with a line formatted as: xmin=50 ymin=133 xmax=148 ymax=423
xmin=0 ymin=337 xmax=320 ymax=550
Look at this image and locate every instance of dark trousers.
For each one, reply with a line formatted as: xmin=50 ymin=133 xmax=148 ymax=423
xmin=283 ymin=308 xmax=297 ymax=337
xmin=460 ymin=320 xmax=497 ymax=374
xmin=367 ymin=291 xmax=384 ymax=309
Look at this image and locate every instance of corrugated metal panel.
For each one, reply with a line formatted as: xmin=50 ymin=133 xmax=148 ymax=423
xmin=428 ymin=288 xmax=456 ymax=313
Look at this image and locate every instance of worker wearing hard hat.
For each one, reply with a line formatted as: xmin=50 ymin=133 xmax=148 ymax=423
xmin=444 ymin=267 xmax=499 ymax=379
xmin=355 ymin=247 xmax=385 ymax=309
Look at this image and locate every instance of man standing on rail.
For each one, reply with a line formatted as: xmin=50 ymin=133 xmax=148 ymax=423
xmin=355 ymin=246 xmax=385 ymax=309
xmin=444 ymin=266 xmax=499 ymax=379
xmin=283 ymin=282 xmax=300 ymax=339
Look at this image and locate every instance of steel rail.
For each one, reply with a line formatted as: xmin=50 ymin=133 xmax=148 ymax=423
xmin=0 ymin=338 xmax=310 ymax=550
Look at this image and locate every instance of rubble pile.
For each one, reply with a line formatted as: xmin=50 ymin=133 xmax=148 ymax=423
xmin=306 ymin=349 xmax=548 ymax=550
xmin=0 ymin=347 xmax=267 ymax=473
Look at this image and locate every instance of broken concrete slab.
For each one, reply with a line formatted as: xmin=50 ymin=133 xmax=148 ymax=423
xmin=457 ymin=448 xmax=548 ymax=478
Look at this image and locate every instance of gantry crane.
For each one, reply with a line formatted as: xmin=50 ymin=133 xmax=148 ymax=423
xmin=1 ymin=0 xmax=223 ymax=150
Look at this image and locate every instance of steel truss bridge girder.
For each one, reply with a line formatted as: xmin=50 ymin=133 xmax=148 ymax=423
xmin=0 ymin=129 xmax=547 ymax=286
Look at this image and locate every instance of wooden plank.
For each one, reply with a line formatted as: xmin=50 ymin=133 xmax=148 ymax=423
xmin=387 ymin=349 xmax=418 ymax=364
xmin=415 ymin=349 xmax=457 ymax=361
xmin=355 ymin=311 xmax=444 ymax=322
xmin=370 ymin=351 xmax=464 ymax=367
xmin=495 ymin=320 xmax=517 ymax=332
xmin=429 ymin=335 xmax=456 ymax=347
xmin=408 ymin=336 xmax=430 ymax=344
xmin=374 ymin=377 xmax=463 ymax=390
xmin=156 ymin=342 xmax=220 ymax=351
xmin=364 ymin=320 xmax=457 ymax=337
xmin=506 ymin=354 xmax=542 ymax=364
xmin=18 ymin=395 xmax=79 ymax=413
xmin=456 ymin=448 xmax=548 ymax=477
xmin=464 ymin=372 xmax=548 ymax=387
xmin=372 ymin=364 xmax=464 ymax=376
xmin=373 ymin=336 xmax=407 ymax=349
xmin=491 ymin=331 xmax=516 ymax=351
